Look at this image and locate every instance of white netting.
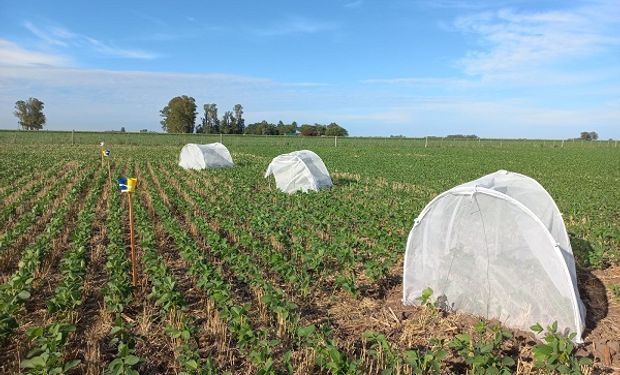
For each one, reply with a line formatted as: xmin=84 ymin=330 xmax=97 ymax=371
xmin=178 ymin=143 xmax=234 ymax=170
xmin=265 ymin=150 xmax=332 ymax=193
xmin=403 ymin=171 xmax=585 ymax=342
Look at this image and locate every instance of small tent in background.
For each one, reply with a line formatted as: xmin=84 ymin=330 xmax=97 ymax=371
xmin=178 ymin=143 xmax=234 ymax=170
xmin=265 ymin=150 xmax=332 ymax=193
xmin=403 ymin=170 xmax=586 ymax=342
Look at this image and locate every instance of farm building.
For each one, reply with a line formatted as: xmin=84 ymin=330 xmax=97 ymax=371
xmin=178 ymin=143 xmax=234 ymax=170
xmin=265 ymin=150 xmax=332 ymax=193
xmin=403 ymin=170 xmax=586 ymax=342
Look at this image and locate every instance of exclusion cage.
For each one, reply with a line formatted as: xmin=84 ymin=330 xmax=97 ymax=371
xmin=178 ymin=142 xmax=234 ymax=170
xmin=264 ymin=150 xmax=332 ymax=193
xmin=402 ymin=170 xmax=586 ymax=342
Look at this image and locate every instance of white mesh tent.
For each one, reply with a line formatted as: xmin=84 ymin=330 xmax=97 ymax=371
xmin=178 ymin=143 xmax=234 ymax=170
xmin=403 ymin=170 xmax=586 ymax=342
xmin=264 ymin=150 xmax=332 ymax=193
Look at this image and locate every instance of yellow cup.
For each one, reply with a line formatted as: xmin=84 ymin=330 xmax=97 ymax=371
xmin=126 ymin=178 xmax=138 ymax=193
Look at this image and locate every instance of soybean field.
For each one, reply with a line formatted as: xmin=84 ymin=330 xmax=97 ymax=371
xmin=0 ymin=132 xmax=619 ymax=374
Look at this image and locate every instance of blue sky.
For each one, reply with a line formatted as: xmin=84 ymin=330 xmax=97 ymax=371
xmin=0 ymin=0 xmax=618 ymax=138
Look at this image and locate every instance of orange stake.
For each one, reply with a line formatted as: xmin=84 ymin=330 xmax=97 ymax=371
xmin=107 ymin=160 xmax=112 ymax=185
xmin=128 ymin=192 xmax=137 ymax=286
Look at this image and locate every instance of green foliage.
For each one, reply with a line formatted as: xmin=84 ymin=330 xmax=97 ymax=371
xmin=160 ymin=95 xmax=197 ymax=133
xmin=325 ymin=123 xmax=348 ymax=136
xmin=14 ymin=97 xmax=46 ymax=130
xmin=579 ymin=131 xmax=598 ymax=141
xmin=198 ymin=103 xmax=219 ymax=134
xmin=105 ymin=320 xmax=141 ymax=375
xmin=20 ymin=323 xmax=80 ymax=374
xmin=245 ymin=120 xmax=279 ymax=135
xmin=417 ymin=287 xmax=434 ymax=306
xmin=530 ymin=322 xmax=592 ymax=374
xmin=609 ymin=283 xmax=620 ymax=301
xmin=403 ymin=338 xmax=446 ymax=375
xmin=449 ymin=321 xmax=515 ymax=374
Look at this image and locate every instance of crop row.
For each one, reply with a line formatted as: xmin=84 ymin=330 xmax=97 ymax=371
xmin=19 ymin=168 xmax=105 ymax=374
xmin=0 ymin=163 xmax=96 ymax=338
xmin=145 ymin=162 xmax=365 ymax=373
xmin=0 ymin=164 xmax=82 ymax=255
xmin=131 ymin=171 xmax=214 ymax=375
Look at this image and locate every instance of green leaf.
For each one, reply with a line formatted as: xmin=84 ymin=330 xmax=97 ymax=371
xmin=64 ymin=359 xmax=81 ymax=371
xmin=530 ymin=323 xmax=543 ymax=333
xmin=17 ymin=290 xmax=31 ymax=300
xmin=124 ymin=355 xmax=141 ymax=366
xmin=20 ymin=354 xmax=47 ymax=369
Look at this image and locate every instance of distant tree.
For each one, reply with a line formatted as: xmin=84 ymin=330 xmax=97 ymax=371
xmin=232 ymin=104 xmax=245 ymax=134
xmin=300 ymin=124 xmax=320 ymax=136
xmin=580 ymin=131 xmax=598 ymax=141
xmin=276 ymin=121 xmax=298 ymax=135
xmin=198 ymin=103 xmax=220 ymax=134
xmin=160 ymin=95 xmax=197 ymax=133
xmin=14 ymin=98 xmax=46 ymax=130
xmin=120 ymin=126 xmax=126 ymax=133
xmin=245 ymin=120 xmax=278 ymax=135
xmin=446 ymin=134 xmax=479 ymax=139
xmin=315 ymin=124 xmax=327 ymax=136
xmin=220 ymin=111 xmax=234 ymax=134
xmin=325 ymin=122 xmax=348 ymax=136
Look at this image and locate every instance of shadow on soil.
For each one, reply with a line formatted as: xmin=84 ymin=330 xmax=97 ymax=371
xmin=332 ymin=177 xmax=359 ymax=186
xmin=571 ymin=237 xmax=608 ymax=336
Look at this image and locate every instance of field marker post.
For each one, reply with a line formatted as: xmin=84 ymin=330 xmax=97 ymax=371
xmin=103 ymin=149 xmax=112 ymax=185
xmin=220 ymin=133 xmax=223 ymax=144
xmin=561 ymin=139 xmax=564 ymax=148
xmin=424 ymin=136 xmax=428 ymax=148
xmin=334 ymin=135 xmax=337 ymax=147
xmin=118 ymin=177 xmax=138 ymax=287
xmin=71 ymin=130 xmax=75 ymax=145
xmin=99 ymin=142 xmax=105 ymax=167
xmin=440 ymin=137 xmax=443 ymax=147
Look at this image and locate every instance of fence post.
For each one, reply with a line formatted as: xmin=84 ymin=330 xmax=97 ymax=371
xmin=334 ymin=136 xmax=337 ymax=147
xmin=220 ymin=133 xmax=223 ymax=143
xmin=424 ymin=136 xmax=428 ymax=148
xmin=561 ymin=139 xmax=564 ymax=148
xmin=71 ymin=130 xmax=75 ymax=145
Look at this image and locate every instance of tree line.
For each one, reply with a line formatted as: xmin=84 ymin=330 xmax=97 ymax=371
xmin=160 ymin=95 xmax=348 ymax=136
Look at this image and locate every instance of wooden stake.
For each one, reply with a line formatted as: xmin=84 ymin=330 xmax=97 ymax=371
xmin=128 ymin=192 xmax=137 ymax=287
xmin=107 ymin=159 xmax=112 ymax=185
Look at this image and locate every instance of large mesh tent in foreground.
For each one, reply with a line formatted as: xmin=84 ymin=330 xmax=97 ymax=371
xmin=178 ymin=143 xmax=234 ymax=170
xmin=403 ymin=170 xmax=586 ymax=342
xmin=265 ymin=150 xmax=332 ymax=193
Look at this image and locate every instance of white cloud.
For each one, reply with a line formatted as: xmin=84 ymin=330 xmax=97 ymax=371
xmin=254 ymin=16 xmax=338 ymax=36
xmin=0 ymin=39 xmax=69 ymax=67
xmin=454 ymin=1 xmax=620 ymax=78
xmin=361 ymin=77 xmax=477 ymax=89
xmin=22 ymin=21 xmax=158 ymax=60
xmin=343 ymin=0 xmax=364 ymax=9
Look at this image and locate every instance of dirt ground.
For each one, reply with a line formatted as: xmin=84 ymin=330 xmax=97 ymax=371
xmin=323 ymin=265 xmax=620 ymax=374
